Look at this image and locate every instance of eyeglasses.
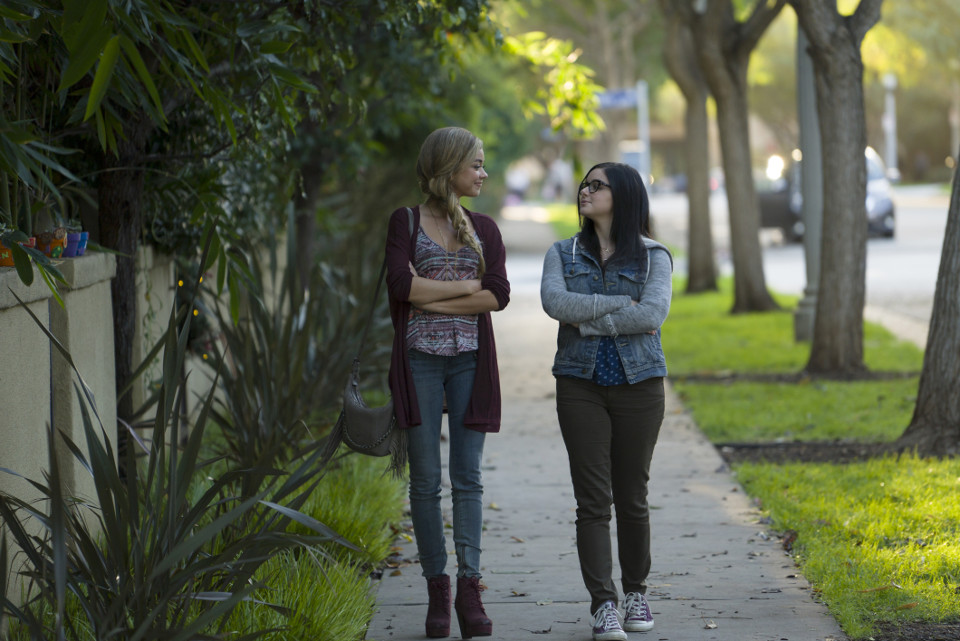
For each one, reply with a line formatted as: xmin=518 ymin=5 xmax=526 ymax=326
xmin=579 ymin=179 xmax=611 ymax=193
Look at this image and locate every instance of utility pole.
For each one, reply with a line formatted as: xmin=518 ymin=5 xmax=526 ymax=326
xmin=882 ymin=73 xmax=900 ymax=181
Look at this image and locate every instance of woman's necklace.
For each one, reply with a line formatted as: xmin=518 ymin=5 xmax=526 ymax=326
xmin=434 ymin=216 xmax=451 ymax=252
xmin=425 ymin=205 xmax=454 ymax=273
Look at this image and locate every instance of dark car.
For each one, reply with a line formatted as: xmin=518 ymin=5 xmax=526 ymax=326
xmin=758 ymin=147 xmax=895 ymax=242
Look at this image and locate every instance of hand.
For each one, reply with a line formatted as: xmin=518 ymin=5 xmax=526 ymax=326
xmin=408 ymin=261 xmax=418 ymax=277
xmin=464 ymin=279 xmax=483 ymax=295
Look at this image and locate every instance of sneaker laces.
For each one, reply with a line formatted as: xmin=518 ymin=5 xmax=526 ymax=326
xmin=594 ymin=602 xmax=621 ymax=629
xmin=624 ymin=592 xmax=648 ymax=618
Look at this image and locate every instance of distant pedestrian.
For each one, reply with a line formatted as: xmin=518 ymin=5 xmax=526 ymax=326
xmin=384 ymin=126 xmax=510 ymax=639
xmin=540 ymin=162 xmax=672 ymax=641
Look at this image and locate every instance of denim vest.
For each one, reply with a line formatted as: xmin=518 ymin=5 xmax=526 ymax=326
xmin=544 ymin=235 xmax=670 ymax=384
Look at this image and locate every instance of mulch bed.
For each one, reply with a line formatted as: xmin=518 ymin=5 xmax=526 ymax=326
xmin=871 ymin=622 xmax=960 ymax=641
xmin=716 ymin=439 xmax=898 ymax=465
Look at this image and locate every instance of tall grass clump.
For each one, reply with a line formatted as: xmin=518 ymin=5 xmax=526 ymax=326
xmin=291 ymin=455 xmax=407 ymax=566
xmin=225 ymin=455 xmax=408 ymax=639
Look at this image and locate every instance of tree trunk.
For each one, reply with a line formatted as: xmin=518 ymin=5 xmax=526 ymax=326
xmin=897 ymin=148 xmax=960 ymax=456
xmin=807 ymin=52 xmax=868 ymax=373
xmin=687 ymin=0 xmax=780 ymax=312
xmin=98 ymin=130 xmax=147 ymax=469
xmin=714 ymin=88 xmax=778 ymax=312
xmin=683 ymin=100 xmax=716 ymax=293
xmin=292 ymin=120 xmax=326 ymax=287
xmin=791 ymin=0 xmax=882 ymax=375
xmin=660 ymin=5 xmax=717 ymax=293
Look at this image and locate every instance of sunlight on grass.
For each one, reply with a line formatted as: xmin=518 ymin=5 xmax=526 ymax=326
xmin=675 ymin=377 xmax=919 ymax=443
xmin=735 ymin=456 xmax=960 ymax=638
xmin=665 ymin=277 xmax=924 ymax=375
xmin=664 ymin=276 xmax=955 ymax=638
xmin=665 ymin=277 xmax=924 ymax=443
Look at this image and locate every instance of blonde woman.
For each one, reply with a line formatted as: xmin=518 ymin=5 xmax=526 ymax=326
xmin=385 ymin=126 xmax=510 ymax=638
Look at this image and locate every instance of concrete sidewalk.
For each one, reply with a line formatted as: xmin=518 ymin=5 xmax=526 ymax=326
xmin=365 ymin=209 xmax=847 ymax=641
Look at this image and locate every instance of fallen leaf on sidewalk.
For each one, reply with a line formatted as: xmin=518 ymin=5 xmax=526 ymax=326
xmin=782 ymin=529 xmax=799 ymax=551
xmin=510 ymin=590 xmax=529 ymax=597
xmin=390 ymin=570 xmax=402 ymax=576
xmin=523 ymin=627 xmax=552 ymax=634
xmin=704 ymin=620 xmax=718 ymax=629
xmin=511 ymin=535 xmax=525 ymax=543
xmin=489 ymin=502 xmax=501 ymax=510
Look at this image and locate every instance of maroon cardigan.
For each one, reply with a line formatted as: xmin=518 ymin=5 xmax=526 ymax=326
xmin=385 ymin=205 xmax=510 ymax=432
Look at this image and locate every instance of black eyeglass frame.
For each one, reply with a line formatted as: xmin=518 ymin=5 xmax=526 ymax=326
xmin=578 ymin=179 xmax=611 ymax=193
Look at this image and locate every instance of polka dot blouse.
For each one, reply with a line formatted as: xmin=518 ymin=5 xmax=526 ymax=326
xmin=592 ymin=336 xmax=628 ymax=386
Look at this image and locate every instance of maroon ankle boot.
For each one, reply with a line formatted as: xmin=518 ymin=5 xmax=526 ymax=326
xmin=425 ymin=575 xmax=451 ymax=638
xmin=454 ymin=576 xmax=492 ymax=638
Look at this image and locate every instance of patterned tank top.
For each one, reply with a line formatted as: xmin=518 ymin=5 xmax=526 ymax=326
xmin=406 ymin=226 xmax=481 ymax=355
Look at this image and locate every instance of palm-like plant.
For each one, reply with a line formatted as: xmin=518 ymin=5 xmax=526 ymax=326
xmin=204 ymin=228 xmax=372 ymax=500
xmin=0 ymin=235 xmax=354 ymax=640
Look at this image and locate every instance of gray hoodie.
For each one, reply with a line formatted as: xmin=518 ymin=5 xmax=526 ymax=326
xmin=540 ymin=234 xmax=672 ymax=382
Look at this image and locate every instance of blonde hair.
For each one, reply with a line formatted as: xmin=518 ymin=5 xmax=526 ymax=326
xmin=416 ymin=127 xmax=486 ymax=276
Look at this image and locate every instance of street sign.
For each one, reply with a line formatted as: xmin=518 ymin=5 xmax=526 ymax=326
xmin=597 ymin=88 xmax=637 ymax=110
xmin=596 ymin=81 xmax=650 ymax=188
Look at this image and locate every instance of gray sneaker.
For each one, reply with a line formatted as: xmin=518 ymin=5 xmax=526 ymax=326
xmin=591 ymin=601 xmax=627 ymax=641
xmin=623 ymin=592 xmax=654 ymax=632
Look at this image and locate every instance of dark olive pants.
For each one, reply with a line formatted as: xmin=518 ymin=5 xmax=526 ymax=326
xmin=555 ymin=375 xmax=665 ymax=614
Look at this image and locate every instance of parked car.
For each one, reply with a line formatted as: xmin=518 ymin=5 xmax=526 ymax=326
xmin=758 ymin=147 xmax=895 ymax=242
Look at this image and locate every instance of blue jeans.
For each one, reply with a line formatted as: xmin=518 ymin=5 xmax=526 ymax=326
xmin=406 ymin=349 xmax=485 ymax=578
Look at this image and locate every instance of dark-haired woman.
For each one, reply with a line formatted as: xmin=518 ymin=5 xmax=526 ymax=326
xmin=540 ymin=162 xmax=672 ymax=641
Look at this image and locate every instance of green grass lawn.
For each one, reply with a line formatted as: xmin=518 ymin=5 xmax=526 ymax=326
xmin=664 ymin=278 xmax=959 ymax=638
xmin=664 ymin=279 xmax=924 ymax=444
xmin=737 ymin=456 xmax=960 ymax=639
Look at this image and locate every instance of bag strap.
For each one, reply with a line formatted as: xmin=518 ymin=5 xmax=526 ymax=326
xmin=354 ymin=207 xmax=414 ymax=368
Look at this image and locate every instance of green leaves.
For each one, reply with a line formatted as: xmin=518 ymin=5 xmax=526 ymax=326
xmin=119 ymin=35 xmax=163 ymax=116
xmin=84 ymin=35 xmax=120 ymax=121
xmin=503 ymin=31 xmax=605 ymax=137
xmin=58 ymin=27 xmax=111 ymax=93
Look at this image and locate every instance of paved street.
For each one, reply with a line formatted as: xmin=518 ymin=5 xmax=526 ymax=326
xmin=649 ymin=185 xmax=948 ymax=348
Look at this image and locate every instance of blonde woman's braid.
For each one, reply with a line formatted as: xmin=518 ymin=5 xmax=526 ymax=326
xmin=429 ymin=193 xmax=487 ymax=277
xmin=450 ymin=204 xmax=486 ymax=277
